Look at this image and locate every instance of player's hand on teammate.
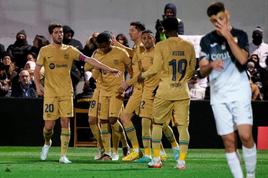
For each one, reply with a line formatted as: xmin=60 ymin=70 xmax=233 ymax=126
xmin=211 ymin=59 xmax=224 ymax=71
xmin=110 ymin=68 xmax=121 ymax=77
xmin=119 ymin=81 xmax=129 ymax=92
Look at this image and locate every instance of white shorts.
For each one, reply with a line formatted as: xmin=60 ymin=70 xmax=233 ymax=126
xmin=211 ymin=100 xmax=253 ymax=136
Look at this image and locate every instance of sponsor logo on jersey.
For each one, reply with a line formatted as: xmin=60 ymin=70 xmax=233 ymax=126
xmin=56 ymin=64 xmax=68 ymax=68
xmin=49 ymin=63 xmax=55 ymax=69
xmin=211 ymin=51 xmax=231 ymax=60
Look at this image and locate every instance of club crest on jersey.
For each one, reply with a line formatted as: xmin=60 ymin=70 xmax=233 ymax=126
xmin=49 ymin=63 xmax=55 ymax=69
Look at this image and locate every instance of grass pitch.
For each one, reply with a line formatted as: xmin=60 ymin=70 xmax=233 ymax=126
xmin=0 ymin=147 xmax=267 ymax=178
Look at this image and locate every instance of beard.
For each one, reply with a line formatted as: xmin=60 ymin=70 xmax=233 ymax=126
xmin=53 ymin=39 xmax=62 ymax=45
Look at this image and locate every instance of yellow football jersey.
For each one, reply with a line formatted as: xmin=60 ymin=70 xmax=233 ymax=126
xmin=36 ymin=44 xmax=81 ymax=97
xmin=141 ymin=47 xmax=160 ymax=99
xmin=126 ymin=42 xmax=145 ymax=88
xmin=142 ymin=37 xmax=196 ymax=100
xmin=93 ymin=46 xmax=131 ymax=96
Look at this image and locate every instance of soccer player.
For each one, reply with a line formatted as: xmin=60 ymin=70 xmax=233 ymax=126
xmin=199 ymin=2 xmax=256 ymax=178
xmin=34 ymin=23 xmax=120 ymax=164
xmin=139 ymin=17 xmax=196 ymax=169
xmin=93 ymin=31 xmax=131 ymax=160
xmin=85 ymin=62 xmax=104 ymax=160
xmin=134 ymin=30 xmax=179 ymax=163
xmin=118 ymin=22 xmax=146 ymax=161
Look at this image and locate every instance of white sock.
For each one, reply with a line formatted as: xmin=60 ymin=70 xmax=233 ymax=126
xmin=242 ymin=144 xmax=257 ymax=176
xmin=225 ymin=152 xmax=243 ymax=178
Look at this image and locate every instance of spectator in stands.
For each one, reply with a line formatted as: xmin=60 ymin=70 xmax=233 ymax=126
xmin=155 ymin=3 xmax=184 ymax=42
xmin=2 ymin=52 xmax=18 ymax=81
xmin=24 ymin=60 xmax=36 ymax=82
xmin=31 ymin=35 xmax=50 ymax=56
xmin=116 ymin=33 xmax=129 ymax=47
xmin=248 ymin=54 xmax=261 ymax=70
xmin=0 ymin=63 xmax=10 ymax=96
xmin=63 ymin=25 xmax=83 ymax=51
xmin=7 ymin=30 xmax=32 ymax=69
xmin=63 ymin=25 xmax=84 ymax=95
xmin=26 ymin=52 xmax=37 ymax=62
xmin=0 ymin=43 xmax=5 ymax=61
xmin=83 ymin=32 xmax=99 ymax=57
xmin=11 ymin=69 xmax=36 ymax=98
xmin=249 ymin=26 xmax=268 ymax=69
xmin=260 ymin=56 xmax=268 ymax=100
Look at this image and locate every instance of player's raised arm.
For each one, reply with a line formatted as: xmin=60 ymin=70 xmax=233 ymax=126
xmin=79 ymin=54 xmax=120 ymax=77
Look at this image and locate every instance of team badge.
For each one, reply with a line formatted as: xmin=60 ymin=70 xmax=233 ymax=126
xmin=49 ymin=63 xmax=55 ymax=69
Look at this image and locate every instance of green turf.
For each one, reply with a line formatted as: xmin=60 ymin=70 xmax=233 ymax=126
xmin=0 ymin=147 xmax=267 ymax=178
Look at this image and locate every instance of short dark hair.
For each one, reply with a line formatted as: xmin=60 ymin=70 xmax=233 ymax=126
xmin=96 ymin=31 xmax=112 ymax=44
xmin=130 ymin=21 xmax=145 ymax=32
xmin=207 ymin=2 xmax=225 ymax=17
xmin=48 ymin=23 xmax=62 ymax=34
xmin=142 ymin=29 xmax=154 ymax=36
xmin=162 ymin=17 xmax=179 ymax=32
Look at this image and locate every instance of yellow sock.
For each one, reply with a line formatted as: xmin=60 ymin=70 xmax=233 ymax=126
xmin=117 ymin=121 xmax=128 ymax=148
xmin=124 ymin=123 xmax=139 ymax=150
xmin=89 ymin=124 xmax=103 ymax=148
xmin=179 ymin=152 xmax=187 ymax=161
xmin=100 ymin=123 xmax=111 ymax=155
xmin=60 ymin=128 xmax=70 ymax=156
xmin=152 ymin=124 xmax=162 ymax=158
xmin=171 ymin=141 xmax=178 ymax=148
xmin=144 ymin=148 xmax=151 ymax=157
xmin=153 ymin=148 xmax=160 ymax=158
xmin=111 ymin=127 xmax=120 ymax=153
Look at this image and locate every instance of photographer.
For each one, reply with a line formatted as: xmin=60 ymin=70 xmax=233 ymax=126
xmin=155 ymin=3 xmax=184 ymax=43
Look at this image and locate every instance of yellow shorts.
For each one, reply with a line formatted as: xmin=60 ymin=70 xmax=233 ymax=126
xmin=153 ymin=97 xmax=190 ymax=126
xmin=99 ymin=94 xmax=124 ymax=120
xmin=123 ymin=87 xmax=142 ymax=115
xmin=43 ymin=96 xmax=73 ymax=120
xmin=139 ymin=98 xmax=153 ymax=119
xmin=88 ymin=89 xmax=100 ymax=118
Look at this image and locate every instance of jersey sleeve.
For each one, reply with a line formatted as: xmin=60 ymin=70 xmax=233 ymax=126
xmin=126 ymin=53 xmax=140 ymax=86
xmin=199 ymin=36 xmax=210 ymax=62
xmin=70 ymin=46 xmax=81 ymax=61
xmin=36 ymin=47 xmax=45 ymax=66
xmin=186 ymin=46 xmax=197 ymax=80
xmin=237 ymin=31 xmax=249 ymax=53
xmin=142 ymin=44 xmax=162 ymax=79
